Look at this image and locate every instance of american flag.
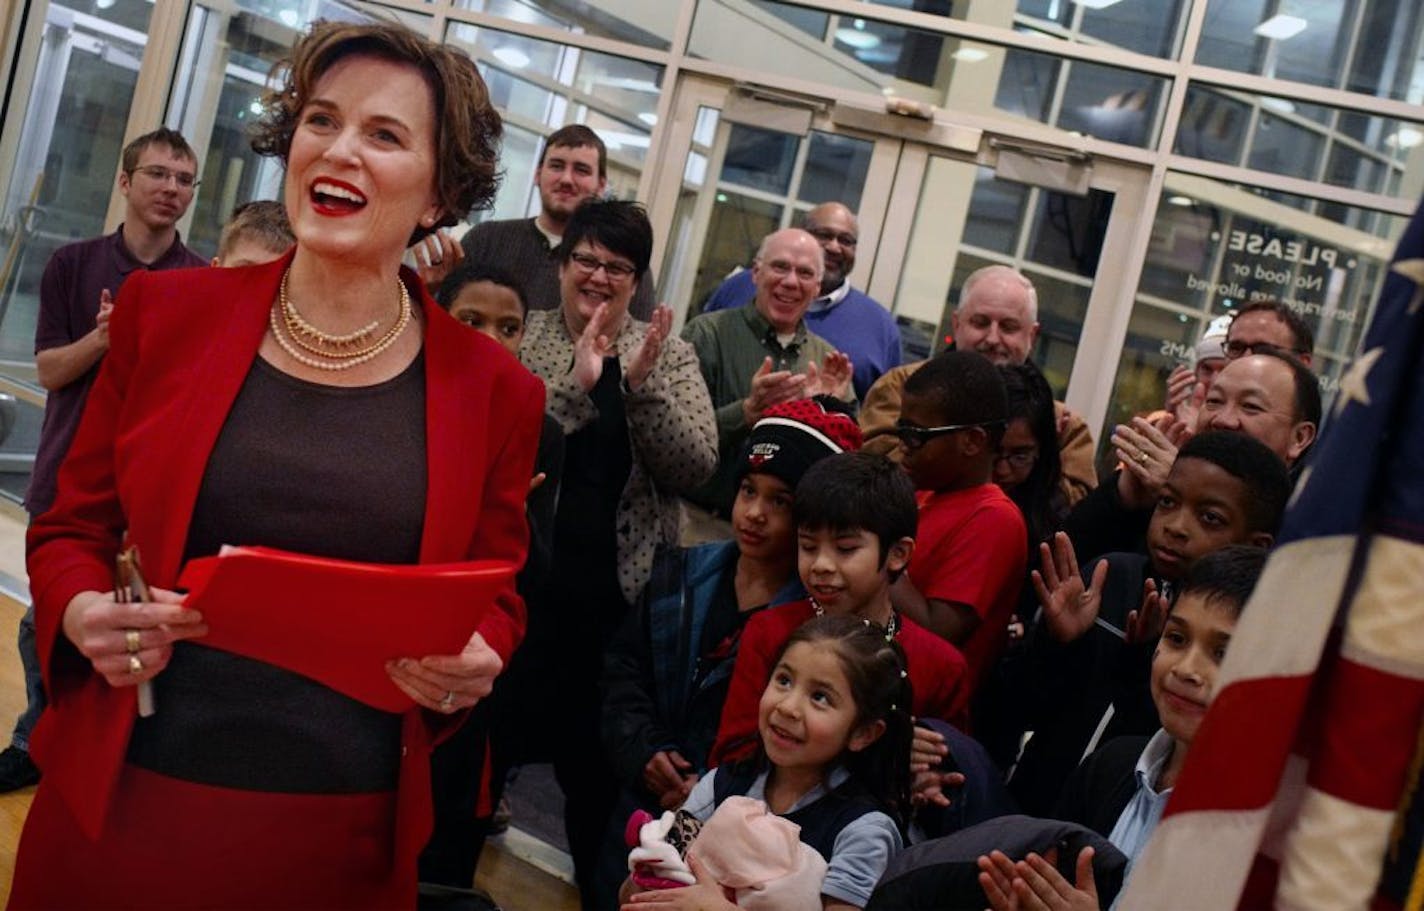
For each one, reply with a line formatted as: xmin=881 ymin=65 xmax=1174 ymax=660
xmin=1120 ymin=197 xmax=1424 ymax=910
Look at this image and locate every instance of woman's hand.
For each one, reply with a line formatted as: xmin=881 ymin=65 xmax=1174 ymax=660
xmin=61 ymin=587 xmax=207 ymax=687
xmin=911 ymin=724 xmax=948 ymax=772
xmin=621 ymin=853 xmax=738 ymax=911
xmin=387 ymin=630 xmax=503 ymax=714
xmin=573 ymin=302 xmax=615 ymax=393
xmin=625 ymin=305 xmax=672 ymax=392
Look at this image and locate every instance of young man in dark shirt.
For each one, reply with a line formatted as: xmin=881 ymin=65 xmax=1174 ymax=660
xmin=0 ymin=127 xmax=207 ymax=791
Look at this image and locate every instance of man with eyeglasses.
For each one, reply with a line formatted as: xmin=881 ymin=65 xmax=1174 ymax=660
xmin=859 ymin=265 xmax=1098 ymax=505
xmin=680 ymin=228 xmax=855 ymax=538
xmin=701 ymin=202 xmax=902 ymax=398
xmin=0 ymin=127 xmax=207 ymax=793
xmin=1222 ymin=299 xmax=1315 ymax=367
xmin=411 ymin=124 xmax=655 ymax=320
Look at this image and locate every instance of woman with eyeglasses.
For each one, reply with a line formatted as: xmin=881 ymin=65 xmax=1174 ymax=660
xmin=14 ymin=21 xmax=542 ymax=908
xmin=972 ymin=362 xmax=1070 ymax=767
xmin=516 ymin=197 xmax=717 ymax=906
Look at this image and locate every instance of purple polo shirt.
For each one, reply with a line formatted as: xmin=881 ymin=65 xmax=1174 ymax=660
xmin=27 ymin=228 xmax=208 ymax=515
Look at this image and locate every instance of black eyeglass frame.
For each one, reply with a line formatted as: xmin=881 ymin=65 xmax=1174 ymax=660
xmin=893 ymin=419 xmax=1004 ymax=449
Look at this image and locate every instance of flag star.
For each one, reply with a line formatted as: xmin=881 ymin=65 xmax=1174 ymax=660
xmin=1332 ymin=346 xmax=1384 ymax=418
xmin=1394 ymin=259 xmax=1424 ymax=314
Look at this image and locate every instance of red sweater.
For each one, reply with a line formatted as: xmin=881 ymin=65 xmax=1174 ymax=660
xmin=709 ymin=598 xmax=969 ymax=767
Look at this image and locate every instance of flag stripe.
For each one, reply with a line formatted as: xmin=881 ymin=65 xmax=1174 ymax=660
xmin=1308 ymin=657 xmax=1424 ymax=810
xmin=1277 ymin=788 xmax=1396 ymax=910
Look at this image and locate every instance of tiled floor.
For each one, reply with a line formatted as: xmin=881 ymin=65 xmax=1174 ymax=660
xmin=0 ymin=507 xmax=579 ymax=910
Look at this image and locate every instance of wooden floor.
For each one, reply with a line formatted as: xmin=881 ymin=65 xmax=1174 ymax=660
xmin=0 ymin=514 xmax=579 ymax=911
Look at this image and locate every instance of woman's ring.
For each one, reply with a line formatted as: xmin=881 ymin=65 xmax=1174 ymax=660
xmin=128 ymin=654 xmax=144 ymax=675
xmin=1137 ymin=451 xmax=1149 ymax=465
xmin=125 ymin=629 xmax=141 ymax=654
xmin=440 ymin=690 xmax=456 ymax=711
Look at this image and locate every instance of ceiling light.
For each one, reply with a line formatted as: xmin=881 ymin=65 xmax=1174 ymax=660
xmin=95 ymin=0 xmax=116 ymax=8
xmin=277 ymin=9 xmax=299 ymax=27
xmin=1071 ymin=0 xmax=1123 ymax=8
xmin=952 ymin=48 xmax=989 ymax=63
xmin=492 ymin=46 xmax=530 ymax=69
xmin=835 ymin=27 xmax=881 ymax=50
xmin=1167 ymin=195 xmax=1194 ymax=206
xmin=1254 ymin=15 xmax=1308 ymax=41
xmin=1260 ymin=97 xmax=1296 ymax=115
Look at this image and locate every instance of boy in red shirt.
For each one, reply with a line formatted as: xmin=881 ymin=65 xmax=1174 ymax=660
xmin=892 ymin=350 xmax=1028 ymax=693
xmin=710 ymin=451 xmax=970 ymax=767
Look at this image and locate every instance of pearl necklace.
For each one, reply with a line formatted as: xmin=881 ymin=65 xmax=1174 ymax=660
xmin=810 ymin=599 xmax=900 ymax=642
xmin=271 ymin=270 xmax=412 ymax=371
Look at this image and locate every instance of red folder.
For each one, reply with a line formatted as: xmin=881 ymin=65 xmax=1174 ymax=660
xmin=176 ymin=546 xmax=515 ymax=712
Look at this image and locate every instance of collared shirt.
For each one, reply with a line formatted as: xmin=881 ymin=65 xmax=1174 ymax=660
xmin=29 ymin=227 xmax=207 ymax=514
xmin=1107 ymin=728 xmax=1176 ymax=908
xmin=807 ymin=278 xmax=851 ymax=314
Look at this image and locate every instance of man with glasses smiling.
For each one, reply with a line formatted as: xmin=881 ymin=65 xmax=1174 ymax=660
xmin=1222 ymin=299 xmax=1315 ymax=367
xmin=0 ymin=127 xmax=207 ymax=793
xmin=702 ymin=202 xmax=902 ymax=398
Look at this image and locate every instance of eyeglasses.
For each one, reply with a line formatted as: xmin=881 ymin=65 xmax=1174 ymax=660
xmin=893 ymin=420 xmax=1002 ymax=450
xmin=1223 ymin=339 xmax=1306 ymax=360
xmin=130 ymin=165 xmax=200 ymax=189
xmin=568 ymin=251 xmax=636 ymax=280
xmin=995 ymin=448 xmax=1039 ymax=469
xmin=807 ymin=227 xmax=858 ymax=248
xmin=762 ymin=260 xmax=819 ymax=282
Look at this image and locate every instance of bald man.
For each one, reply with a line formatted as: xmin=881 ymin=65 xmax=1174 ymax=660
xmin=682 ymin=228 xmax=854 ymax=527
xmin=703 ymin=202 xmax=902 ymax=398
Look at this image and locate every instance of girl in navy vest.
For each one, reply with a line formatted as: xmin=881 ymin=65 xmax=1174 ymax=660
xmin=623 ymin=614 xmax=913 ymax=910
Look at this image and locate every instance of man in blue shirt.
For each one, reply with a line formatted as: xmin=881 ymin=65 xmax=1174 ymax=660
xmin=702 ymin=202 xmax=901 ymax=399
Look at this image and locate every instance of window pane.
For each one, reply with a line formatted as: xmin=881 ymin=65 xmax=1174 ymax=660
xmin=964 ymin=168 xmax=1030 ymax=256
xmin=692 ymin=194 xmax=783 ymax=313
xmin=455 ymin=0 xmax=676 ymax=50
xmin=1196 ymin=0 xmax=1424 ymax=103
xmin=798 ymin=132 xmax=873 ymax=208
xmin=1173 ymin=85 xmax=1424 ymax=194
xmin=722 ymin=124 xmax=799 ymax=196
xmin=691 ymin=1 xmax=1168 ymax=149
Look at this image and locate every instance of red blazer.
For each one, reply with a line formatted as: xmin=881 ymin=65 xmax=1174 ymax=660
xmin=24 ymin=253 xmax=544 ymax=875
xmin=708 ymin=599 xmax=971 ymax=767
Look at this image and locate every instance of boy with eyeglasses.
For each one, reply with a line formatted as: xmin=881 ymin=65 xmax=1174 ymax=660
xmin=2 ymin=127 xmax=207 ymax=793
xmin=890 ymin=350 xmax=1028 ymax=695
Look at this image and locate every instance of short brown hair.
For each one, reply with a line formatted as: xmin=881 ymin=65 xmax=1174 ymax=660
xmin=217 ymin=200 xmax=295 ymax=260
xmin=122 ymin=128 xmax=196 ymax=173
xmin=539 ymin=124 xmax=606 ymax=178
xmin=251 ymin=20 xmax=502 ymax=243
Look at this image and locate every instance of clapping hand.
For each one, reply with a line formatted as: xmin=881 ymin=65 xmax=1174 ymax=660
xmin=626 ymin=305 xmax=672 ymax=392
xmin=978 ymin=847 xmax=1099 ymax=911
xmin=741 ymin=357 xmax=807 ymax=427
xmin=804 ymin=351 xmax=853 ymax=399
xmin=573 ymin=302 xmax=615 ymax=392
xmin=1031 ymin=532 xmax=1108 ymax=645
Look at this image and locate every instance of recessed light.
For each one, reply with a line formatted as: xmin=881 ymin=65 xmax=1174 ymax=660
xmin=1254 ymin=15 xmax=1307 ymax=41
xmin=492 ymin=46 xmax=530 ymax=69
xmin=1167 ymin=195 xmax=1194 ymax=206
xmin=1260 ymin=97 xmax=1296 ymax=115
xmin=952 ymin=48 xmax=990 ymax=63
xmin=1388 ymin=127 xmax=1423 ymax=149
xmin=1072 ymin=0 xmax=1123 ymax=8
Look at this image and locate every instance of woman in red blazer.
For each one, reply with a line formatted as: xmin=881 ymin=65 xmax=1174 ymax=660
xmin=11 ymin=22 xmax=542 ymax=910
